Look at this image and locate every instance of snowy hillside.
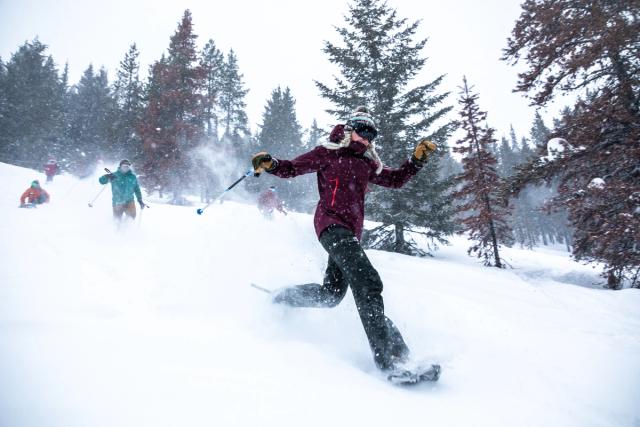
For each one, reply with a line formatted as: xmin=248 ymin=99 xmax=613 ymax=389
xmin=1 ymin=162 xmax=639 ymax=427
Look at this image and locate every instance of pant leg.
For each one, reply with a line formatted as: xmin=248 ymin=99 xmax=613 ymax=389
xmin=272 ymin=256 xmax=348 ymax=308
xmin=319 ymin=226 xmax=409 ymax=370
xmin=124 ymin=201 xmax=137 ymax=220
xmin=113 ymin=204 xmax=125 ymax=220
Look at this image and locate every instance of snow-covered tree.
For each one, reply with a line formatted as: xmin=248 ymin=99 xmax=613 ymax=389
xmin=66 ymin=64 xmax=115 ymax=173
xmin=503 ymin=0 xmax=640 ymax=288
xmin=0 ymin=39 xmax=65 ymax=167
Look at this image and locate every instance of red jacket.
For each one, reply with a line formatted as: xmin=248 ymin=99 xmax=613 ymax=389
xmin=44 ymin=163 xmax=58 ymax=177
xmin=20 ymin=187 xmax=50 ymax=204
xmin=258 ymin=190 xmax=285 ymax=213
xmin=269 ymin=142 xmax=422 ymax=239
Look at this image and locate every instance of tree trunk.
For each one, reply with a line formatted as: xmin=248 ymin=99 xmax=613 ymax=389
xmin=606 ymin=270 xmax=622 ymax=290
xmin=394 ymin=223 xmax=405 ymax=253
xmin=483 ymin=194 xmax=502 ymax=268
xmin=564 ymin=231 xmax=572 ymax=253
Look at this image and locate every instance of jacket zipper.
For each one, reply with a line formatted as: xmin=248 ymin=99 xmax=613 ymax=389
xmin=330 ymin=178 xmax=339 ymax=207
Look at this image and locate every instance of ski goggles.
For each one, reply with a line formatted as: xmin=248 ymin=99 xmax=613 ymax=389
xmin=347 ymin=120 xmax=378 ymax=142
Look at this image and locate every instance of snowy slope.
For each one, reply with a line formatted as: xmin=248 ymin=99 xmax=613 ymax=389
xmin=1 ymin=162 xmax=639 ymax=427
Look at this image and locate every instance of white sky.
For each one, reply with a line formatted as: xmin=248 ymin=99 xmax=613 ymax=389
xmin=0 ymin=0 xmax=565 ymax=145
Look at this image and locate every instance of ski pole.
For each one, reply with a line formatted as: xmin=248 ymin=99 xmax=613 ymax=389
xmin=196 ymin=169 xmax=253 ymax=215
xmin=88 ymin=168 xmax=112 ymax=208
xmin=88 ymin=186 xmax=107 ymax=207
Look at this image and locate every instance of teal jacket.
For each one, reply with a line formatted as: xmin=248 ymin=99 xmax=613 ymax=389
xmin=99 ymin=169 xmax=143 ymax=206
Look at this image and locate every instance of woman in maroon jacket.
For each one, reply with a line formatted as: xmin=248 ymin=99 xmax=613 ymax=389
xmin=252 ymin=107 xmax=437 ymax=371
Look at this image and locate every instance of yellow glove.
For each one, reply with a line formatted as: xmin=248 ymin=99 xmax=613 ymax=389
xmin=251 ymin=151 xmax=274 ymax=174
xmin=413 ymin=139 xmax=437 ymax=162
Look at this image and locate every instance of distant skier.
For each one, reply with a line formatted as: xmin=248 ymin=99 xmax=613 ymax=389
xmin=258 ymin=186 xmax=287 ymax=218
xmin=98 ymin=159 xmax=147 ymax=220
xmin=44 ymin=158 xmax=58 ymax=182
xmin=20 ymin=180 xmax=50 ymax=207
xmin=251 ymin=106 xmax=437 ymax=372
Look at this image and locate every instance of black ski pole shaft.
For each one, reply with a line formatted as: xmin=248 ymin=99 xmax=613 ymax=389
xmin=88 ymin=168 xmax=113 ymax=208
xmin=196 ymin=170 xmax=253 ymax=215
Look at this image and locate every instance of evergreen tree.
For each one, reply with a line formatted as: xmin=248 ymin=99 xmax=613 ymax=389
xmin=0 ymin=56 xmax=6 ymax=139
xmin=493 ymin=114 xmax=572 ymax=250
xmin=139 ymin=56 xmax=172 ymax=196
xmin=438 ymin=145 xmax=462 ymax=180
xmin=529 ymin=110 xmax=549 ymax=149
xmin=316 ymin=0 xmax=455 ymax=255
xmin=200 ymin=39 xmax=224 ymax=141
xmin=258 ymin=86 xmax=303 ymax=156
xmin=453 ymin=78 xmax=513 ymax=267
xmin=503 ymin=0 xmax=640 ymax=287
xmin=139 ymin=10 xmax=206 ymax=201
xmin=519 ymin=136 xmax=535 ymax=163
xmin=66 ymin=65 xmax=115 ymax=173
xmin=306 ymin=119 xmax=326 ymax=148
xmin=510 ymin=134 xmax=541 ymax=249
xmin=497 ymin=136 xmax=517 ymax=177
xmin=58 ymin=62 xmax=72 ymax=163
xmin=112 ymin=43 xmax=144 ymax=160
xmin=165 ymin=10 xmax=205 ymax=135
xmin=0 ymin=39 xmax=64 ymax=168
xmin=528 ymin=110 xmax=573 ymax=250
xmin=257 ymin=86 xmax=313 ymax=211
xmin=218 ymin=49 xmax=249 ymax=150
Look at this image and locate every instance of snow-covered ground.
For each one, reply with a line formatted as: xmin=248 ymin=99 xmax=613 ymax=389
xmin=1 ymin=162 xmax=639 ymax=427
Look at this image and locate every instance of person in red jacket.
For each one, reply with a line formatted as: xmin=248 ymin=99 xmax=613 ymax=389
xmin=20 ymin=180 xmax=50 ymax=207
xmin=44 ymin=158 xmax=58 ymax=182
xmin=258 ymin=186 xmax=287 ymax=218
xmin=251 ymin=106 xmax=437 ymax=372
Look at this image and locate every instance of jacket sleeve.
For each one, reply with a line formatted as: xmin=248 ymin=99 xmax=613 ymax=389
xmin=369 ymin=158 xmax=423 ymax=188
xmin=20 ymin=189 xmax=29 ymax=204
xmin=42 ymin=189 xmax=50 ymax=202
xmin=98 ymin=174 xmax=109 ymax=185
xmin=269 ymin=147 xmax=326 ymax=179
xmin=134 ymin=177 xmax=143 ymax=203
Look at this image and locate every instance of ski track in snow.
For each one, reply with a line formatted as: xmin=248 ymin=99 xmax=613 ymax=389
xmin=1 ymin=162 xmax=639 ymax=427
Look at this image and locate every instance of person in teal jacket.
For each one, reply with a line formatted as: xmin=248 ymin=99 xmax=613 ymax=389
xmin=99 ymin=159 xmax=147 ymax=220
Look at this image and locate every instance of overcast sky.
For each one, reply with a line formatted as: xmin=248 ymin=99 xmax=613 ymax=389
xmin=0 ymin=0 xmax=565 ymax=145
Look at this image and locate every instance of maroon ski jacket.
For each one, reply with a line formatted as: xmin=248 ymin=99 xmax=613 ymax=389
xmin=268 ymin=141 xmax=423 ymax=240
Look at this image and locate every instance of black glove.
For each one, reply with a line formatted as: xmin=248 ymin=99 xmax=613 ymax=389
xmin=139 ymin=201 xmax=147 ymax=209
